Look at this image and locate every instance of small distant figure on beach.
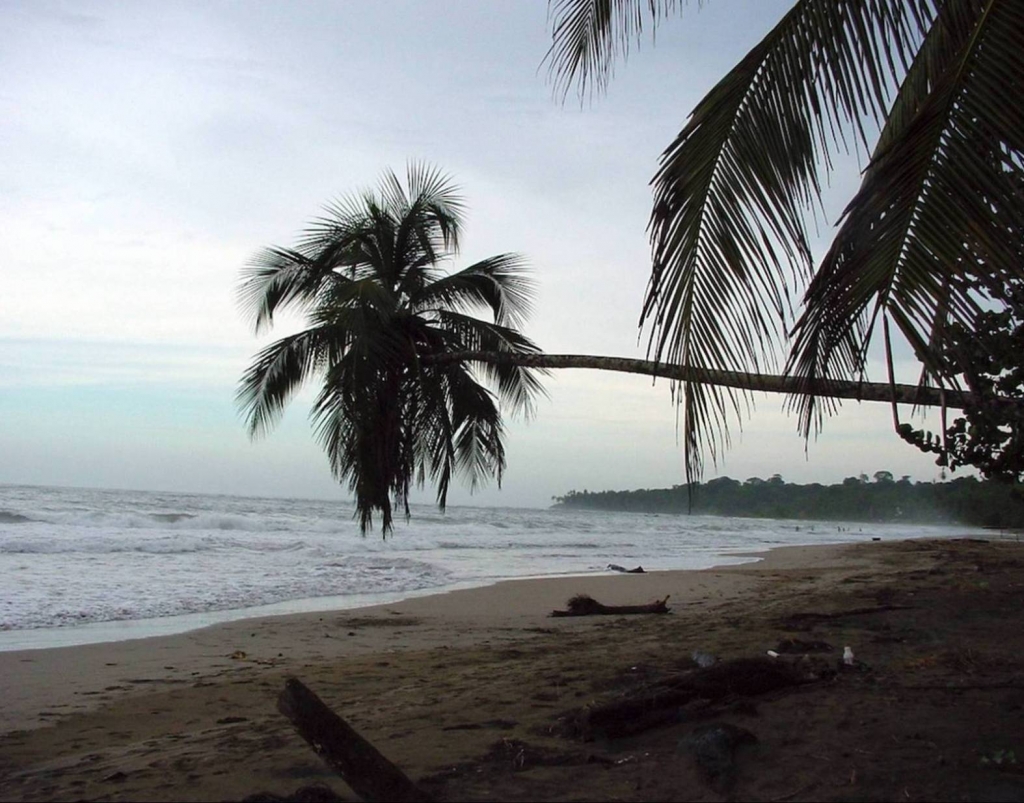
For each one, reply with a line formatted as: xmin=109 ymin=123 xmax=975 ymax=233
xmin=608 ymin=564 xmax=646 ymax=574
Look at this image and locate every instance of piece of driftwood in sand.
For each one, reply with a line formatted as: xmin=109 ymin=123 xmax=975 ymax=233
xmin=277 ymin=677 xmax=433 ymax=803
xmin=570 ymin=657 xmax=812 ymax=740
xmin=607 ymin=563 xmax=646 ymax=573
xmin=550 ymin=593 xmax=671 ymax=617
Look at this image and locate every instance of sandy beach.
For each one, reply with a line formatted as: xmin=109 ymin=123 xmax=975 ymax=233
xmin=2 ymin=537 xmax=1023 ymax=802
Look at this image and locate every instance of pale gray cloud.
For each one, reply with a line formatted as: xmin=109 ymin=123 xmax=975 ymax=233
xmin=0 ymin=0 xmax=956 ymax=504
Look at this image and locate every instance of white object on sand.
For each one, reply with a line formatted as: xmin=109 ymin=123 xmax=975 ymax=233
xmin=692 ymin=650 xmax=717 ymax=668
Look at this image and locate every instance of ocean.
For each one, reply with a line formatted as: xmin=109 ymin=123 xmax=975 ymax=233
xmin=0 ymin=484 xmax=990 ymax=651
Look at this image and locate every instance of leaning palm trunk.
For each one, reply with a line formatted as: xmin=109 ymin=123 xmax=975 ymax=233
xmin=426 ymin=351 xmax=978 ymax=409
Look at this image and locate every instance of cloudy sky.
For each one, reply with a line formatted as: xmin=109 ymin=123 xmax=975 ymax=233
xmin=1 ymin=1 xmax=958 ymax=507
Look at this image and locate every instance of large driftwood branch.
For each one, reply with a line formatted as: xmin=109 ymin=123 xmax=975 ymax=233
xmin=277 ymin=677 xmax=432 ymax=803
xmin=425 ymin=352 xmax=978 ymax=409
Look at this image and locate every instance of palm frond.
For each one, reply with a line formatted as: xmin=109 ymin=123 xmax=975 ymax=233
xmin=545 ymin=0 xmax=680 ymax=100
xmin=308 ymin=326 xmax=416 ymax=534
xmin=237 ymin=326 xmax=345 ymax=439
xmin=310 ymin=276 xmax=395 ymax=321
xmin=413 ymin=368 xmax=457 ymax=508
xmin=238 ymin=246 xmax=352 ymax=335
xmin=311 ymin=381 xmax=399 ymax=535
xmin=429 ymin=310 xmax=549 ymax=417
xmin=788 ymin=0 xmax=1024 ymax=437
xmin=410 ymin=254 xmax=535 ymax=329
xmin=300 ymin=198 xmax=379 ymax=279
xmin=403 ymin=161 xmax=466 ymax=253
xmin=546 ymin=0 xmax=958 ymax=483
xmin=447 ymin=368 xmax=506 ymax=492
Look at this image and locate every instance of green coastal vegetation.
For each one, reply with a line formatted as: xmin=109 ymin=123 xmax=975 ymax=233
xmin=552 ymin=474 xmax=1024 ymax=530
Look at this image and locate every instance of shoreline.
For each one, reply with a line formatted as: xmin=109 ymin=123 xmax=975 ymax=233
xmin=0 ymin=540 xmax=830 ymax=735
xmin=0 ymin=550 xmax=775 ymax=655
xmin=3 ymin=535 xmax=1022 ymax=802
xmin=0 ymin=536 xmax=918 ymax=743
xmin=2 ymin=486 xmax=996 ymax=649
xmin=2 ymin=524 xmax=973 ymax=655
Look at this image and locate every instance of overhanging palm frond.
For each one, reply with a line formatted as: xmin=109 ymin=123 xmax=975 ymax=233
xmin=545 ymin=0 xmax=680 ymax=100
xmin=545 ymin=1 xmax=1024 ymax=485
xmin=643 ymin=0 xmax=942 ymax=483
xmin=788 ymin=0 xmax=1024 ymax=438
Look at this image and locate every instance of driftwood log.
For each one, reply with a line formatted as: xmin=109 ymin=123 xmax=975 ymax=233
xmin=607 ymin=564 xmax=646 ymax=573
xmin=277 ymin=677 xmax=432 ymax=803
xmin=570 ymin=657 xmax=813 ymax=740
xmin=550 ymin=594 xmax=670 ymax=617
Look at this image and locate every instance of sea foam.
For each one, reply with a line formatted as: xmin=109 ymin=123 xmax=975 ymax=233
xmin=0 ymin=484 xmax=991 ymax=643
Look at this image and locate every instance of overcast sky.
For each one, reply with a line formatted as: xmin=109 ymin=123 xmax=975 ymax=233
xmin=1 ymin=0 xmax=960 ymax=508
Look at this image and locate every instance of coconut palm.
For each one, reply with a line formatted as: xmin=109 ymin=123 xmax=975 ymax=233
xmin=237 ymin=164 xmax=548 ymax=535
xmin=545 ymin=0 xmax=1024 ymax=481
xmin=240 ymin=162 xmax=994 ymax=534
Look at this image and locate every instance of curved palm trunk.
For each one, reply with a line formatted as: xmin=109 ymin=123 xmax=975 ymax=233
xmin=426 ymin=351 xmax=978 ymax=409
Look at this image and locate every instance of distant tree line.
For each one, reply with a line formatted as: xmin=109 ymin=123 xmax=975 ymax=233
xmin=551 ymin=474 xmax=1024 ymax=530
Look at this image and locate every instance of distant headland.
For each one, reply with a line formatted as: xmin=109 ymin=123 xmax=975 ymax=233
xmin=551 ymin=474 xmax=1024 ymax=530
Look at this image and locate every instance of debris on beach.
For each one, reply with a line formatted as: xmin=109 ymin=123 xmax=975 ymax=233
xmin=837 ymin=648 xmax=872 ymax=673
xmin=563 ymin=657 xmax=813 ymax=740
xmin=276 ymin=677 xmax=433 ymax=803
xmin=773 ymin=637 xmax=834 ymax=654
xmin=683 ymin=722 xmax=758 ymax=793
xmin=692 ymin=649 xmax=717 ymax=668
xmin=550 ymin=594 xmax=670 ymax=617
xmin=241 ymin=783 xmax=345 ymax=802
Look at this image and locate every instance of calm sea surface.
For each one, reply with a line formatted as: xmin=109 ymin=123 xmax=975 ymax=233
xmin=0 ymin=484 xmax=990 ymax=650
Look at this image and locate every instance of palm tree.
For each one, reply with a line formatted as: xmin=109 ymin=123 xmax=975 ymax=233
xmin=545 ymin=0 xmax=1024 ymax=481
xmin=237 ymin=164 xmax=548 ymax=535
xmin=240 ymin=164 xmax=983 ymax=535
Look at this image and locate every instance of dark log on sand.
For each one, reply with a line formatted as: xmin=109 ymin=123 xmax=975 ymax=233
xmin=277 ymin=677 xmax=432 ymax=803
xmin=569 ymin=658 xmax=812 ymax=740
xmin=550 ymin=594 xmax=670 ymax=617
xmin=607 ymin=564 xmax=646 ymax=573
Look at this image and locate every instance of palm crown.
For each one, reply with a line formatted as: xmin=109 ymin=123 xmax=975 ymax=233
xmin=237 ymin=164 xmax=546 ymax=535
